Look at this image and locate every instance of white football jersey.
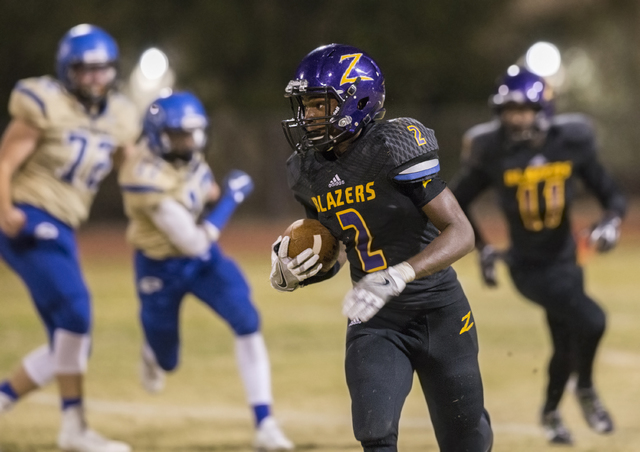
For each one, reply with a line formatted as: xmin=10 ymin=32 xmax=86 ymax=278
xmin=119 ymin=144 xmax=214 ymax=259
xmin=9 ymin=76 xmax=140 ymax=228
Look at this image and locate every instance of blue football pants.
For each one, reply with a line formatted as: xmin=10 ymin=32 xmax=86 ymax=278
xmin=0 ymin=204 xmax=91 ymax=339
xmin=134 ymin=245 xmax=260 ymax=371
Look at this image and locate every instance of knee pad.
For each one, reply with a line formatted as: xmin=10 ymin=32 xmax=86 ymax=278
xmin=22 ymin=344 xmax=55 ymax=387
xmin=53 ymin=329 xmax=91 ymax=374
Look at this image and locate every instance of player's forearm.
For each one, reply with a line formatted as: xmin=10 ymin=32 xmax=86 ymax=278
xmin=150 ymin=198 xmax=219 ymax=257
xmin=406 ymin=219 xmax=474 ymax=279
xmin=0 ymin=162 xmax=14 ymax=213
xmin=0 ymin=120 xmax=39 ymax=213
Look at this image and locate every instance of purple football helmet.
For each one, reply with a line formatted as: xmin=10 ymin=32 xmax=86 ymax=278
xmin=490 ymin=66 xmax=553 ymax=116
xmin=282 ymin=44 xmax=386 ymax=153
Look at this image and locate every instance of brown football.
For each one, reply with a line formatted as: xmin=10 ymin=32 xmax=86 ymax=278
xmin=283 ymin=219 xmax=339 ymax=272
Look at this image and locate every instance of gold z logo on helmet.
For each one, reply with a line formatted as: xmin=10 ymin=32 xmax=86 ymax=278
xmin=339 ymin=54 xmax=374 ymax=85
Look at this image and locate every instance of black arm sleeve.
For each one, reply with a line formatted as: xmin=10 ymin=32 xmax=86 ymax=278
xmin=576 ymin=151 xmax=627 ymax=219
xmin=395 ymin=176 xmax=447 ymax=208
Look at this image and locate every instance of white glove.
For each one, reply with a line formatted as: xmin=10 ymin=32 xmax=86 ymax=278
xmin=589 ymin=215 xmax=621 ymax=252
xmin=269 ymin=235 xmax=323 ymax=292
xmin=342 ymin=262 xmax=416 ymax=322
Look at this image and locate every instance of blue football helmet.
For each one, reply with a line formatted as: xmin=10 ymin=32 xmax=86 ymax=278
xmin=490 ymin=66 xmax=553 ymax=115
xmin=143 ymin=92 xmax=209 ymax=162
xmin=56 ymin=24 xmax=119 ymax=104
xmin=282 ymin=44 xmax=386 ymax=153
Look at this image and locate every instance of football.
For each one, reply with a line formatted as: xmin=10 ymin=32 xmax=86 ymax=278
xmin=283 ymin=219 xmax=339 ymax=272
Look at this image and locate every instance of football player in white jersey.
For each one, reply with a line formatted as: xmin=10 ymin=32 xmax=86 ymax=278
xmin=118 ymin=92 xmax=293 ymax=451
xmin=0 ymin=24 xmax=138 ymax=452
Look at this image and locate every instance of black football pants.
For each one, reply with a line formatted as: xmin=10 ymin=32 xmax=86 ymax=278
xmin=345 ymin=293 xmax=493 ymax=452
xmin=509 ymin=259 xmax=606 ymax=412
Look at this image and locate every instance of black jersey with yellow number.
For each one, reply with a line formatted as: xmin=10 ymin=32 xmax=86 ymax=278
xmin=287 ymin=117 xmax=462 ymax=310
xmin=452 ymin=114 xmax=627 ymax=264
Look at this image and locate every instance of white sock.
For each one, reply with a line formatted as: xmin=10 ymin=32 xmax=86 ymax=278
xmin=234 ymin=332 xmax=272 ymax=405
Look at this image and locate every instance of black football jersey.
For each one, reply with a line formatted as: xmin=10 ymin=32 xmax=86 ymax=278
xmin=287 ymin=117 xmax=462 ymax=310
xmin=451 ymin=114 xmax=627 ymax=264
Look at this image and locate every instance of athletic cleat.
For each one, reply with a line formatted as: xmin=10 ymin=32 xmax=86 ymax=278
xmin=254 ymin=416 xmax=294 ymax=451
xmin=140 ymin=347 xmax=165 ymax=394
xmin=541 ymin=410 xmax=573 ymax=445
xmin=0 ymin=392 xmax=15 ymax=414
xmin=58 ymin=406 xmax=131 ymax=452
xmin=576 ymin=387 xmax=614 ymax=434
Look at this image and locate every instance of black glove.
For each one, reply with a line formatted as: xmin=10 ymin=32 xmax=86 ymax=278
xmin=479 ymin=245 xmax=500 ymax=287
xmin=589 ymin=214 xmax=621 ymax=253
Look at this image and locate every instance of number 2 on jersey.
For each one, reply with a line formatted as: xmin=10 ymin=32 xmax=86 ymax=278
xmin=336 ymin=208 xmax=387 ymax=272
xmin=407 ymin=125 xmax=427 ymax=146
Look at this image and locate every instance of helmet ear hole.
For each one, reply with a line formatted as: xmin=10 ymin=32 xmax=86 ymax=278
xmin=357 ymin=97 xmax=369 ymax=110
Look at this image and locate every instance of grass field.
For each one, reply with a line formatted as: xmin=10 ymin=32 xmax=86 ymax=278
xmin=1 ymin=206 xmax=639 ymax=451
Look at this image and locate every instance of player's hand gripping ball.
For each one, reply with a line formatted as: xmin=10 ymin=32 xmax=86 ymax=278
xmin=270 ymin=219 xmax=339 ymax=292
xmin=283 ymin=219 xmax=339 ymax=271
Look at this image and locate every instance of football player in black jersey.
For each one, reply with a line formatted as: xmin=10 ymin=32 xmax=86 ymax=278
xmin=270 ymin=44 xmax=493 ymax=452
xmin=450 ymin=66 xmax=626 ymax=445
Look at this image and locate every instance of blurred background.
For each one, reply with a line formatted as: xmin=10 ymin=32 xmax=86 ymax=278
xmin=1 ymin=0 xmax=639 ymax=222
xmin=2 ymin=3 xmax=640 ymax=450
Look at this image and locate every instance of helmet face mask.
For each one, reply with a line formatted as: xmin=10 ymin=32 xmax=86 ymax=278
xmin=66 ymin=62 xmax=117 ymax=104
xmin=499 ymin=103 xmax=540 ymax=142
xmin=284 ymin=88 xmax=346 ymax=153
xmin=143 ymin=92 xmax=209 ymax=163
xmin=160 ymin=128 xmax=207 ymax=163
xmin=282 ymin=44 xmax=386 ymax=153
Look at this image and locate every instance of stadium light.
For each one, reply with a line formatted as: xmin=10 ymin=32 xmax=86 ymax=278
xmin=139 ymin=48 xmax=169 ymax=80
xmin=126 ymin=47 xmax=175 ymax=113
xmin=525 ymin=42 xmax=562 ymax=77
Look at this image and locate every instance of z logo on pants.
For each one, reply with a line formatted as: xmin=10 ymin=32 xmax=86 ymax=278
xmin=460 ymin=311 xmax=475 ymax=335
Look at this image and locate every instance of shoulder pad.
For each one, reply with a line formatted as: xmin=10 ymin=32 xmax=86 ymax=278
xmin=550 ymin=113 xmax=594 ymax=143
xmin=463 ymin=120 xmax=501 ymax=143
xmin=461 ymin=119 xmax=501 ymax=163
xmin=286 ymin=151 xmax=305 ymax=190
xmin=8 ymin=76 xmax=62 ymax=129
xmin=375 ymin=118 xmax=440 ymax=183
